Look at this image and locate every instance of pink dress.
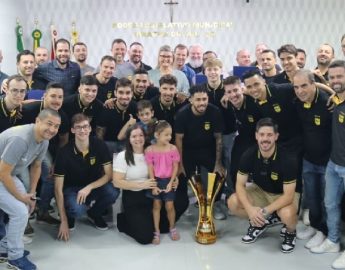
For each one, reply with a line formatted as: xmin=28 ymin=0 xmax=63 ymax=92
xmin=145 ymin=148 xmax=180 ymax=179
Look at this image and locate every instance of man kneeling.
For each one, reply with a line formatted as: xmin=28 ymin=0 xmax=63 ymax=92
xmin=54 ymin=113 xmax=119 ymax=241
xmin=227 ymin=118 xmax=299 ymax=253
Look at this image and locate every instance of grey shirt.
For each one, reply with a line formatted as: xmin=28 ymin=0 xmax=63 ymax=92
xmin=0 ymin=124 xmax=48 ymax=176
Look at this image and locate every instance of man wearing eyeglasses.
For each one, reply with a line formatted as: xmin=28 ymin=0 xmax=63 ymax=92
xmin=54 ymin=113 xmax=119 ymax=241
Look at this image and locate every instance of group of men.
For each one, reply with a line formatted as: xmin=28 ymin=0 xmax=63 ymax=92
xmin=0 ymin=35 xmax=345 ymax=270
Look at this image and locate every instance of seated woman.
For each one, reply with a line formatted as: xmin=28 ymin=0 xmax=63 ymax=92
xmin=148 ymin=45 xmax=190 ymax=95
xmin=113 ymin=124 xmax=188 ymax=244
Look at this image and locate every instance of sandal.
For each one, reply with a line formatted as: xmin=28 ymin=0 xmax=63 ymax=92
xmin=152 ymin=231 xmax=160 ymax=245
xmin=169 ymin=228 xmax=180 ymax=241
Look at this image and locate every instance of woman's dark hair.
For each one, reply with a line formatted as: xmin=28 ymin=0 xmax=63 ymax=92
xmin=124 ymin=124 xmax=146 ymax=166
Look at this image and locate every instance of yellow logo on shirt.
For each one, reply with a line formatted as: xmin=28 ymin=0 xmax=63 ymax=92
xmin=248 ymin=115 xmax=254 ymax=123
xmin=90 ymin=157 xmax=96 ymax=165
xmin=314 ymin=115 xmax=321 ymax=126
xmin=204 ymin=122 xmax=210 ymax=130
xmin=339 ymin=114 xmax=344 ymax=123
xmin=107 ymin=91 xmax=112 ymax=99
xmin=303 ymin=102 xmax=311 ymax=109
xmin=273 ymin=104 xmax=281 ymax=113
xmin=271 ymin=172 xmax=278 ymax=181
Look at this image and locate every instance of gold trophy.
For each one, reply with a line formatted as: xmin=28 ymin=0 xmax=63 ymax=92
xmin=189 ymin=170 xmax=225 ymax=244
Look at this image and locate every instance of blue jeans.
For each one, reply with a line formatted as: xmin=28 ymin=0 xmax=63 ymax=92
xmin=64 ymin=182 xmax=119 ymax=219
xmin=38 ymin=156 xmax=54 ymax=212
xmin=324 ymin=160 xmax=345 ymax=243
xmin=302 ymin=159 xmax=327 ymax=235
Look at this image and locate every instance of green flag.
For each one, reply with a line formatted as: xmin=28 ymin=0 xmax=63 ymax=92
xmin=16 ymin=22 xmax=24 ymax=52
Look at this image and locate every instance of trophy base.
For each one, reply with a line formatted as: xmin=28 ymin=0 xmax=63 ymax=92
xmin=196 ymin=234 xmax=217 ymax=245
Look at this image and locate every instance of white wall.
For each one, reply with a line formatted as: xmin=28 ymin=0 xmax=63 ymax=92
xmin=1 ymin=0 xmax=344 ymax=74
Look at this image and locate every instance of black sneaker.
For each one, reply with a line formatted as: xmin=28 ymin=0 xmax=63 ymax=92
xmin=266 ymin=212 xmax=282 ymax=227
xmin=242 ymin=223 xmax=267 ymax=243
xmin=280 ymin=225 xmax=287 ymax=237
xmin=87 ymin=212 xmax=108 ymax=231
xmin=36 ymin=211 xmax=60 ymax=226
xmin=281 ymin=230 xmax=296 ymax=253
xmin=67 ymin=217 xmax=76 ymax=231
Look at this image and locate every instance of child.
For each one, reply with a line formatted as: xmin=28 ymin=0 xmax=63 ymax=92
xmin=145 ymin=120 xmax=180 ymax=244
xmin=117 ymin=100 xmax=155 ymax=142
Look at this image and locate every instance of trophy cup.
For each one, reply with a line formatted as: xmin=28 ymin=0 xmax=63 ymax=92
xmin=189 ymin=169 xmax=225 ymax=244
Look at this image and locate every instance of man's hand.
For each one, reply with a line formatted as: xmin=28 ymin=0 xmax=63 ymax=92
xmin=248 ymin=206 xmax=266 ymax=227
xmin=141 ymin=178 xmax=157 ymax=190
xmin=57 ymin=221 xmax=70 ymax=241
xmin=213 ymin=163 xmax=225 ymax=178
xmin=152 ymin=187 xmax=161 ymax=195
xmin=77 ymin=186 xmax=92 ymax=205
xmin=176 ymin=93 xmax=188 ymax=104
xmin=104 ymin=98 xmax=116 ymax=109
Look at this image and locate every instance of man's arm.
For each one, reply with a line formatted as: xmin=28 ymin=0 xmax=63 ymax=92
xmin=213 ymin=132 xmax=225 ymax=177
xmin=95 ymin=126 xmax=106 ymax=140
xmin=76 ymin=163 xmax=112 ymax=205
xmin=175 ymin=133 xmax=185 ymax=176
xmin=55 ymin=176 xmax=70 ymax=241
xmin=264 ymin=182 xmax=296 ymax=215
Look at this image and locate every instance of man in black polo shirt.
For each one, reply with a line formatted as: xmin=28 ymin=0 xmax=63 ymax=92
xmin=132 ymin=69 xmax=159 ymax=102
xmin=272 ymin=44 xmax=299 ymax=84
xmin=94 ymin=55 xmax=117 ymax=103
xmin=292 ymin=69 xmax=332 ymax=249
xmin=0 ymin=75 xmax=27 ymax=133
xmin=20 ymin=82 xmax=69 ymax=225
xmin=175 ymin=85 xmax=225 ymax=182
xmin=62 ymin=75 xmax=103 ymax=132
xmin=54 ymin=114 xmax=119 ymax=241
xmin=222 ymin=76 xmax=262 ymax=193
xmin=228 ymin=118 xmax=299 ymax=253
xmin=150 ymin=74 xmax=187 ymax=137
xmin=96 ymin=77 xmax=136 ymax=155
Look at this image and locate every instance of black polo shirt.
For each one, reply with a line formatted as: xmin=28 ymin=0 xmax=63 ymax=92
xmin=19 ymin=100 xmax=70 ymax=158
xmin=330 ymin=99 xmax=345 ymax=167
xmin=175 ymin=103 xmax=224 ymax=151
xmin=0 ymin=98 xmax=20 ymax=133
xmin=230 ymin=94 xmax=262 ymax=145
xmin=133 ymin=86 xmax=159 ymax=102
xmin=96 ymin=100 xmax=137 ymax=142
xmin=62 ymin=94 xmax=104 ymax=131
xmin=54 ymin=137 xmax=111 ymax=189
xmin=294 ymin=89 xmax=332 ymax=165
xmin=272 ymin=71 xmax=292 ymax=84
xmin=238 ymin=145 xmax=298 ymax=194
xmin=255 ymin=83 xmax=301 ymax=144
xmin=94 ymin=75 xmax=117 ymax=104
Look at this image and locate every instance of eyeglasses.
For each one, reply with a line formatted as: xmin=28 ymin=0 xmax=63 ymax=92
xmin=73 ymin=124 xmax=91 ymax=131
xmin=9 ymin=88 xmax=26 ymax=95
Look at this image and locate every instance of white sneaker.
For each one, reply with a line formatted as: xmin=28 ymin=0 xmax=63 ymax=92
xmin=305 ymin=231 xmax=326 ymax=249
xmin=297 ymin=226 xmax=316 ymax=240
xmin=213 ymin=201 xmax=226 ymax=220
xmin=332 ymin=251 xmax=345 ymax=269
xmin=302 ymin=209 xmax=310 ymax=226
xmin=22 ymin=235 xmax=32 ymax=245
xmin=310 ymin=238 xmax=340 ymax=253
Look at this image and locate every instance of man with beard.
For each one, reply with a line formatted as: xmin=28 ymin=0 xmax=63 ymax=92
xmin=94 ymin=55 xmax=117 ymax=103
xmin=173 ymin=44 xmax=195 ymax=86
xmin=0 ymin=109 xmax=61 ymax=270
xmin=175 ymin=85 xmax=225 ymax=183
xmin=310 ymin=60 xmax=345 ymax=269
xmin=313 ymin=43 xmax=334 ymax=83
xmin=297 ymin=48 xmax=307 ymax=69
xmin=127 ymin=42 xmax=152 ymax=71
xmin=72 ymin=42 xmax=95 ymax=76
xmin=273 ymin=44 xmax=299 ymax=84
xmin=96 ymin=77 xmax=136 ymax=155
xmin=20 ymin=82 xmax=69 ymax=226
xmin=34 ymin=38 xmax=81 ymax=96
xmin=261 ymin=49 xmax=280 ymax=83
xmin=111 ymin=39 xmax=135 ymax=79
xmin=34 ymin=47 xmax=49 ymax=66
xmin=62 ymin=75 xmax=103 ymax=132
xmin=131 ymin=69 xmax=159 ymax=102
xmin=228 ymin=118 xmax=299 ymax=253
xmin=186 ymin=44 xmax=204 ymax=74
